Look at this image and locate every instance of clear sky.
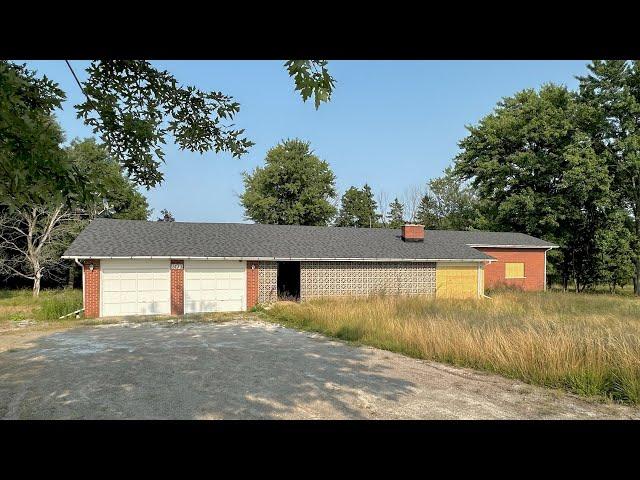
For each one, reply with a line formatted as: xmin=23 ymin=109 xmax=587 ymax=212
xmin=23 ymin=60 xmax=589 ymax=222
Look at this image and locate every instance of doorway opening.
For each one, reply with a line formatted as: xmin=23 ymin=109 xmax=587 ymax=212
xmin=277 ymin=261 xmax=300 ymax=300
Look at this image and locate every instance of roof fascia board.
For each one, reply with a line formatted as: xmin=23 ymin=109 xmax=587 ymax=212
xmin=62 ymin=255 xmax=491 ymax=263
xmin=468 ymin=244 xmax=558 ymax=249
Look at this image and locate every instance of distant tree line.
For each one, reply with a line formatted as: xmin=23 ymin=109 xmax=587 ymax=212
xmin=240 ymin=139 xmax=480 ymax=232
xmin=241 ymin=62 xmax=640 ymax=294
xmin=3 ymin=59 xmax=638 ymax=295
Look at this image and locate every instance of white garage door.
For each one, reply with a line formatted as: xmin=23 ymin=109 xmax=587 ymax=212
xmin=184 ymin=260 xmax=246 ymax=313
xmin=101 ymin=260 xmax=170 ymax=317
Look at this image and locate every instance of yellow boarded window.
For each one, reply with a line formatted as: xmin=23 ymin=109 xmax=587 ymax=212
xmin=505 ymin=262 xmax=525 ymax=279
xmin=436 ymin=264 xmax=478 ymax=298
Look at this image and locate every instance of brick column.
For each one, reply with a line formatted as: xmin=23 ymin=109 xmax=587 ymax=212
xmin=170 ymin=260 xmax=184 ymax=315
xmin=83 ymin=260 xmax=100 ymax=318
xmin=247 ymin=261 xmax=259 ymax=309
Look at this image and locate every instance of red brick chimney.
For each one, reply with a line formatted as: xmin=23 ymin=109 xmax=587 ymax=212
xmin=401 ymin=224 xmax=425 ymax=242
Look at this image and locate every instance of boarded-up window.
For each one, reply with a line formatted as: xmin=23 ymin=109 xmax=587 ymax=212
xmin=436 ymin=264 xmax=478 ymax=298
xmin=505 ymin=262 xmax=525 ymax=279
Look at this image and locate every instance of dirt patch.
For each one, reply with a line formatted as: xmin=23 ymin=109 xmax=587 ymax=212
xmin=0 ymin=312 xmax=259 ymax=353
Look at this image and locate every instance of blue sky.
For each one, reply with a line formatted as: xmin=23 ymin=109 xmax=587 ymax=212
xmin=24 ymin=60 xmax=589 ymax=222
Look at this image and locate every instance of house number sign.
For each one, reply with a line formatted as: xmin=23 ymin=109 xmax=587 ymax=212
xmin=170 ymin=263 xmax=184 ymax=270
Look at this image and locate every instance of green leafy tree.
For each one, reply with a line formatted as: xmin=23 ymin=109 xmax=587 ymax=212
xmin=0 ymin=62 xmax=90 ymax=209
xmin=415 ymin=195 xmax=439 ymax=229
xmin=556 ymin=135 xmax=616 ymax=291
xmin=285 ymin=60 xmax=335 ymax=109
xmin=415 ymin=167 xmax=481 ymax=230
xmin=240 ymin=139 xmax=337 ymax=226
xmin=157 ymin=209 xmax=175 ymax=222
xmin=74 ymin=60 xmax=254 ymax=188
xmin=387 ymin=198 xmax=405 ymax=228
xmin=3 ymin=60 xmax=335 ymax=193
xmin=578 ymin=60 xmax=640 ymax=294
xmin=454 ymin=84 xmax=616 ymax=291
xmin=67 ymin=138 xmax=150 ymax=221
xmin=335 ymin=184 xmax=380 ymax=228
xmin=594 ymin=211 xmax=635 ymax=292
xmin=0 ymin=136 xmax=151 ymax=295
xmin=62 ymin=138 xmax=150 ymax=288
xmin=0 ymin=63 xmax=87 ymax=295
xmin=72 ymin=60 xmax=335 ymax=188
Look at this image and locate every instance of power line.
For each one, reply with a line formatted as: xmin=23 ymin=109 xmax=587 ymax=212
xmin=64 ymin=60 xmax=88 ymax=99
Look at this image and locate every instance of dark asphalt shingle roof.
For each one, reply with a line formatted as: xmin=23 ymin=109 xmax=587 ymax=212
xmin=62 ymin=218 xmax=556 ymax=261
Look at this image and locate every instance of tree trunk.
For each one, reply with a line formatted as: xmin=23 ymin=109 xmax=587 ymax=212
xmin=562 ymin=253 xmax=569 ymax=292
xmin=33 ymin=272 xmax=41 ymax=297
xmin=634 ymin=213 xmax=639 ymax=295
xmin=67 ymin=264 xmax=76 ymax=289
xmin=634 ymin=199 xmax=639 ymax=295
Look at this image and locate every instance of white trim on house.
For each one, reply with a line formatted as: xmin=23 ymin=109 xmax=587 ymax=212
xmin=63 ymin=255 xmax=494 ymax=263
xmin=467 ymin=244 xmax=559 ymax=249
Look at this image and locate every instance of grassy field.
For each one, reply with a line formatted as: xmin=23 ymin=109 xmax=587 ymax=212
xmin=0 ymin=289 xmax=83 ymax=323
xmin=263 ymin=291 xmax=640 ymax=405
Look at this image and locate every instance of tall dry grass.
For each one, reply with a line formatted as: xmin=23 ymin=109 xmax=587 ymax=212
xmin=265 ymin=291 xmax=640 ymax=405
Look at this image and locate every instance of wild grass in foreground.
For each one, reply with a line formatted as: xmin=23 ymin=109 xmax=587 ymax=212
xmin=263 ymin=291 xmax=640 ymax=405
xmin=0 ymin=289 xmax=83 ymax=322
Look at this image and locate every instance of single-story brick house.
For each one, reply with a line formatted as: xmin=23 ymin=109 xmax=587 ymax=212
xmin=62 ymin=219 xmax=557 ymax=318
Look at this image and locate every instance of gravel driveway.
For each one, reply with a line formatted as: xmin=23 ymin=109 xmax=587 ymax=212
xmin=0 ymin=319 xmax=637 ymax=419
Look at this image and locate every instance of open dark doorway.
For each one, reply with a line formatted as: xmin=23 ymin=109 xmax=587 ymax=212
xmin=277 ymin=261 xmax=300 ymax=300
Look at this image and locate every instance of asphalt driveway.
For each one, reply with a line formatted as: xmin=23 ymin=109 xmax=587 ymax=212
xmin=0 ymin=319 xmax=638 ymax=419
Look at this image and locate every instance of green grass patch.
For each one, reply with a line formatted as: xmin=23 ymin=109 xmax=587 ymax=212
xmin=264 ymin=292 xmax=640 ymax=405
xmin=0 ymin=289 xmax=83 ymax=322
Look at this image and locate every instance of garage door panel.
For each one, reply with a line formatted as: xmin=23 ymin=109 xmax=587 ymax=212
xmin=117 ymin=272 xmax=137 ymax=280
xmin=120 ymin=303 xmax=137 ymax=315
xmin=138 ymin=278 xmax=154 ymax=290
xmin=103 ymin=278 xmax=123 ymax=291
xmin=121 ymin=279 xmax=137 ymax=291
xmin=101 ymin=260 xmax=170 ymax=317
xmin=154 ymin=278 xmax=170 ymax=289
xmin=185 ymin=290 xmax=201 ymax=302
xmin=121 ymin=290 xmax=137 ymax=303
xmin=140 ymin=301 xmax=169 ymax=315
xmin=138 ymin=290 xmax=157 ymax=302
xmin=217 ymin=299 xmax=242 ymax=311
xmin=184 ymin=260 xmax=246 ymax=313
xmin=203 ymin=278 xmax=217 ymax=290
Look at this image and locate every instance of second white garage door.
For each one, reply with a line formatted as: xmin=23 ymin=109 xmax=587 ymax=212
xmin=184 ymin=260 xmax=246 ymax=313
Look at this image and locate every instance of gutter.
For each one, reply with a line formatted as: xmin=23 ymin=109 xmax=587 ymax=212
xmin=74 ymin=258 xmax=84 ymax=310
xmin=467 ymin=244 xmax=559 ymax=249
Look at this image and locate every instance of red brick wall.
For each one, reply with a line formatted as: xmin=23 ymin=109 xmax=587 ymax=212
xmin=247 ymin=261 xmax=259 ymax=309
xmin=401 ymin=224 xmax=425 ymax=241
xmin=170 ymin=260 xmax=184 ymax=315
xmin=83 ymin=260 xmax=100 ymax=318
xmin=475 ymin=248 xmax=547 ymax=291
